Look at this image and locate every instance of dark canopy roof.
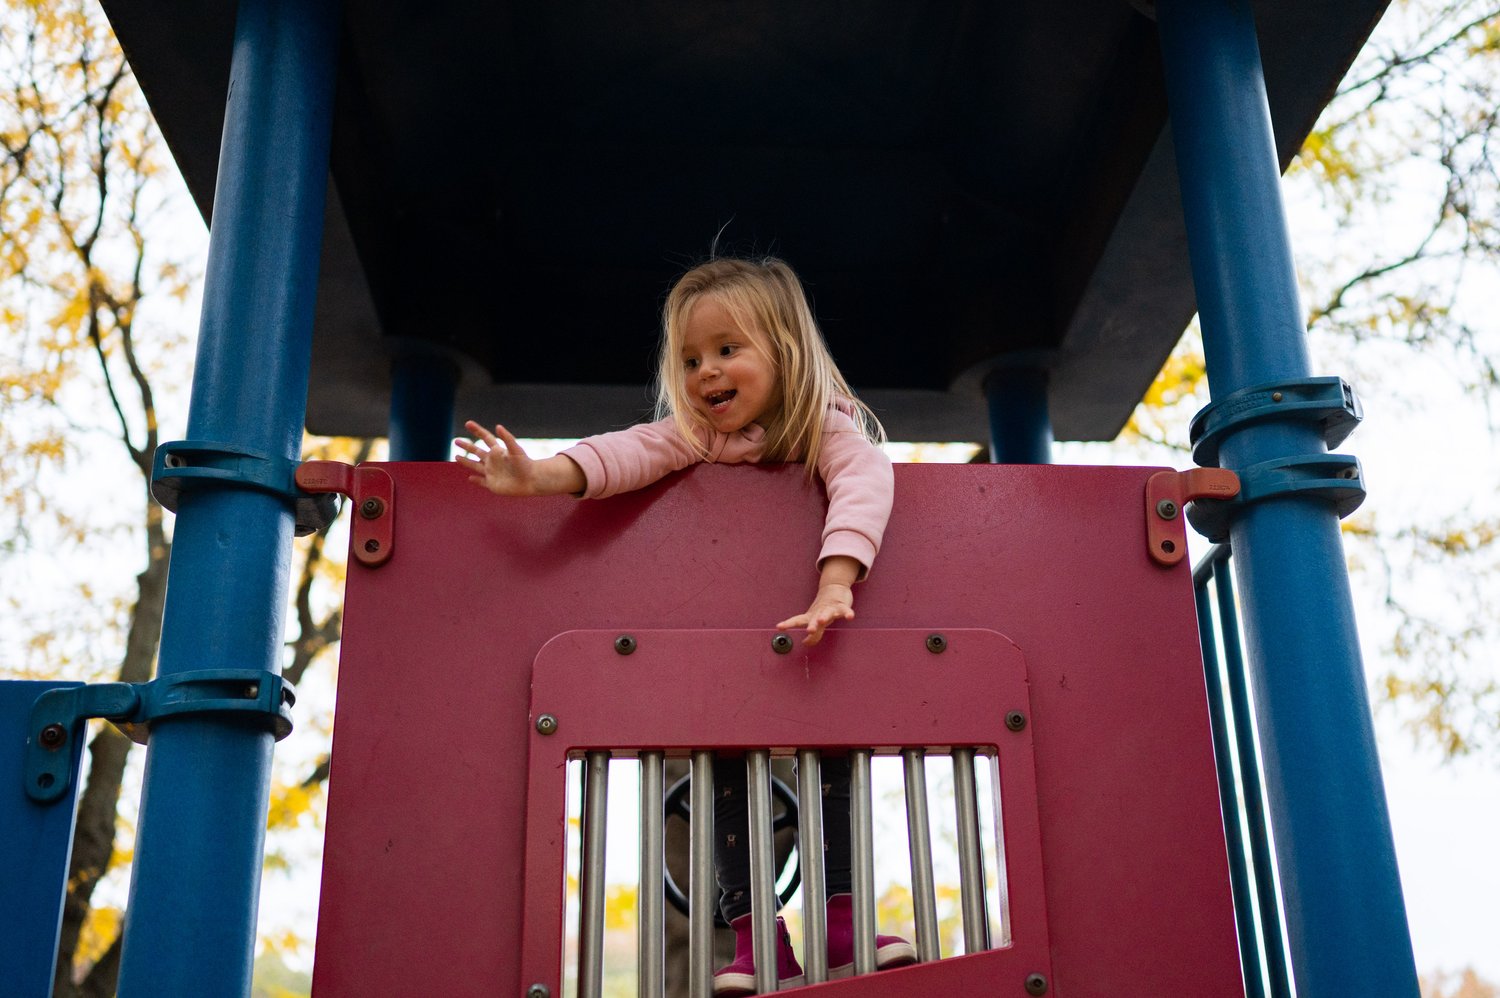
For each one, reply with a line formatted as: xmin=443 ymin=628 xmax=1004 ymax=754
xmin=102 ymin=1 xmax=1386 ymax=441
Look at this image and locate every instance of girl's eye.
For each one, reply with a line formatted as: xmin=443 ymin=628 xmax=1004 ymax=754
xmin=683 ymin=358 xmax=698 ymax=370
xmin=720 ymin=345 xmax=736 ymax=357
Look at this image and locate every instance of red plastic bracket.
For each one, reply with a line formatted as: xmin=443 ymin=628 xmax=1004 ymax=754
xmin=1145 ymin=468 xmax=1240 ymax=567
xmin=295 ymin=461 xmax=396 ymax=567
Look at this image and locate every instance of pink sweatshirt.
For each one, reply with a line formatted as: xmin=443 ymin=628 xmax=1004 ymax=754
xmin=562 ymin=405 xmax=893 ymax=579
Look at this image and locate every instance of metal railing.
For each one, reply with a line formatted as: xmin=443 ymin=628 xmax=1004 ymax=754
xmin=1193 ymin=544 xmax=1293 ymax=998
xmin=567 ymin=745 xmax=1003 ymax=998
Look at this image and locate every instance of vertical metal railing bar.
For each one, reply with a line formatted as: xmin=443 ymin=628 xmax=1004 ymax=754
xmin=901 ymin=748 xmax=941 ymax=962
xmin=982 ymin=754 xmax=1012 ymax=947
xmin=952 ymin=747 xmax=991 ymax=953
xmin=747 ymin=751 xmax=779 ymax=993
xmin=796 ymin=749 xmax=829 ymax=983
xmin=849 ymin=750 xmax=878 ymax=975
xmin=639 ymin=752 xmax=666 ymax=998
xmin=1194 ymin=547 xmax=1269 ymax=998
xmin=689 ymin=751 xmax=716 ymax=998
xmin=1213 ymin=563 xmax=1293 ymax=998
xmin=578 ymin=752 xmax=610 ymax=998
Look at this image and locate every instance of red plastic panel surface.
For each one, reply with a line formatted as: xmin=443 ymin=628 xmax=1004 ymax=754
xmin=312 ymin=462 xmax=1244 ymax=997
xmin=519 ymin=628 xmax=1050 ymax=995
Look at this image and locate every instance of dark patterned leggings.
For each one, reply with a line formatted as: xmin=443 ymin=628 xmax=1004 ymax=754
xmin=712 ymin=753 xmax=852 ymax=923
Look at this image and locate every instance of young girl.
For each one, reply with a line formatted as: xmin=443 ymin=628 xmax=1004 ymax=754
xmin=456 ymin=256 xmax=914 ymax=993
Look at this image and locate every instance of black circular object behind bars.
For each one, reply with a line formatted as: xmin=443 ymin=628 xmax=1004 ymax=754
xmin=662 ymin=771 xmax=802 ymax=927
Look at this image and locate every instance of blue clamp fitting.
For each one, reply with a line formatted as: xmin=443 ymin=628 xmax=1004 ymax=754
xmin=25 ymin=669 xmax=295 ymax=803
xmin=1187 ymin=454 xmax=1367 ymax=543
xmin=1190 ymin=377 xmax=1361 ymax=468
xmin=151 ymin=440 xmax=340 ymax=536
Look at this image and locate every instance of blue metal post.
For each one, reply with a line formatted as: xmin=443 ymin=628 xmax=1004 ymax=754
xmin=115 ymin=2 xmax=339 ymax=995
xmin=984 ymin=364 xmax=1053 ymax=464
xmin=388 ymin=349 xmax=459 ymax=461
xmin=1156 ymin=2 xmax=1419 ymax=995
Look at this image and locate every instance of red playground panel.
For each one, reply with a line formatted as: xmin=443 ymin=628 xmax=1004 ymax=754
xmin=312 ymin=462 xmax=1244 ymax=997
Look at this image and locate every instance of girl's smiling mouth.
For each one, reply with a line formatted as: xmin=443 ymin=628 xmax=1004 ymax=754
xmin=706 ymin=389 xmax=737 ymax=411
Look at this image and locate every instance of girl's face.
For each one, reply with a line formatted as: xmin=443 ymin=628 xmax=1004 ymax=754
xmin=679 ymin=295 xmax=781 ymax=434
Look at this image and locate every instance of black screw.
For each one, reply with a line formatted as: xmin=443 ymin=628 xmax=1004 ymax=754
xmin=926 ymin=633 xmax=947 ymax=654
xmin=1160 ymin=539 xmax=1176 ymax=554
xmin=1155 ymin=498 xmax=1178 ymax=520
xmin=364 ymin=539 xmax=381 ymax=553
xmin=535 ymin=714 xmax=558 ymax=736
xmin=39 ymin=723 xmax=66 ymax=749
xmin=614 ymin=635 xmax=637 ymax=655
xmin=526 ymin=985 xmax=551 ymax=998
xmin=359 ymin=497 xmax=385 ymax=519
xmin=1005 ymin=710 xmax=1028 ymax=732
xmin=771 ymin=633 xmax=793 ymax=654
xmin=1025 ymin=972 xmax=1049 ymax=995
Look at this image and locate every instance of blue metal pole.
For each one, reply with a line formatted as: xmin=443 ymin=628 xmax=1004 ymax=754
xmin=984 ymin=364 xmax=1053 ymax=464
xmin=115 ymin=2 xmax=339 ymax=995
xmin=1156 ymin=3 xmax=1419 ymax=995
xmin=388 ymin=349 xmax=459 ymax=461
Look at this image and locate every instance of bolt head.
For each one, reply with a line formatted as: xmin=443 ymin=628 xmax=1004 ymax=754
xmin=771 ymin=633 xmax=793 ymax=654
xmin=535 ymin=713 xmax=558 ymax=736
xmin=526 ymin=985 xmax=551 ymax=998
xmin=1005 ymin=710 xmax=1028 ymax=732
xmin=1271 ymin=391 xmax=1284 ymax=402
xmin=359 ymin=497 xmax=386 ymax=519
xmin=364 ymin=539 xmax=381 ymax=553
xmin=1155 ymin=498 xmax=1178 ymax=520
xmin=926 ymin=633 xmax=947 ymax=654
xmin=39 ymin=723 xmax=67 ymax=749
xmin=614 ymin=634 xmax=637 ymax=655
xmin=1024 ymin=972 xmax=1049 ymax=995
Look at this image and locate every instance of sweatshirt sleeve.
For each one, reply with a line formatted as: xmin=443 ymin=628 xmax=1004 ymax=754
xmin=561 ymin=418 xmax=704 ymax=499
xmin=815 ymin=409 xmax=894 ymax=581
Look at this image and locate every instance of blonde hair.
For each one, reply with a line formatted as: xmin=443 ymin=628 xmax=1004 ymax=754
xmin=654 ymin=257 xmax=885 ymax=470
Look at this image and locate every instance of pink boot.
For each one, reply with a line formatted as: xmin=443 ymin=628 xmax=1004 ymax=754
xmin=714 ymin=914 xmax=806 ymax=996
xmin=825 ymin=893 xmax=917 ymax=979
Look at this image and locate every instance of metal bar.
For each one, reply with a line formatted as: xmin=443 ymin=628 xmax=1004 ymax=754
xmin=849 ymin=750 xmax=878 ymax=975
xmin=746 ymin=751 xmax=778 ymax=993
xmin=689 ymin=751 xmax=716 ymax=998
xmin=1215 ymin=564 xmax=1292 ymax=998
xmin=983 ymin=753 xmax=1012 ymax=947
xmin=639 ymin=752 xmax=666 ymax=998
xmin=901 ymin=749 xmax=941 ymax=962
xmin=578 ymin=752 xmax=610 ymax=998
xmin=1195 ymin=564 xmax=1269 ymax=998
xmin=1157 ymin=3 xmax=1420 ymax=992
xmin=796 ymin=749 xmax=829 ymax=983
xmin=952 ymin=748 xmax=990 ymax=953
xmin=388 ymin=347 xmax=459 ymax=461
xmin=115 ymin=2 xmax=340 ymax=994
xmin=985 ymin=363 xmax=1054 ymax=464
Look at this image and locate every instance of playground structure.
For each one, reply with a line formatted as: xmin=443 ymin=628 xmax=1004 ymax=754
xmin=2 ymin=1 xmax=1421 ymax=996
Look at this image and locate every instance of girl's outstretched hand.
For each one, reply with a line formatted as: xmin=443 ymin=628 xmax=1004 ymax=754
xmin=455 ymin=420 xmax=584 ymax=496
xmin=776 ymin=584 xmax=855 ymax=646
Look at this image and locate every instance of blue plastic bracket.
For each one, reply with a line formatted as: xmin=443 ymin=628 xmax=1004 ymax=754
xmin=1187 ymin=454 xmax=1367 ymax=543
xmin=150 ymin=440 xmax=340 ymax=536
xmin=1190 ymin=376 xmax=1362 ymax=468
xmin=24 ymin=670 xmax=295 ymax=803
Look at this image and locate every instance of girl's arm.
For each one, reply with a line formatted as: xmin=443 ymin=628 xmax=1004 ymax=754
xmin=776 ymin=554 xmax=861 ymax=645
xmin=456 ymin=421 xmax=586 ymax=496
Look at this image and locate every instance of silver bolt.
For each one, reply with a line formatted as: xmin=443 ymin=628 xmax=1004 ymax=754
xmin=926 ymin=633 xmax=947 ymax=654
xmin=1156 ymin=499 xmax=1178 ymax=520
xmin=1025 ymin=972 xmax=1049 ymax=995
xmin=771 ymin=633 xmax=793 ymax=654
xmin=535 ymin=714 xmax=558 ymax=736
xmin=526 ymin=985 xmax=551 ymax=998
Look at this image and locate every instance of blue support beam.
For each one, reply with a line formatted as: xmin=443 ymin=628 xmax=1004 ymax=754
xmin=388 ymin=348 xmax=460 ymax=462
xmin=115 ymin=2 xmax=339 ymax=995
xmin=1156 ymin=2 xmax=1419 ymax=995
xmin=985 ymin=363 xmax=1054 ymax=464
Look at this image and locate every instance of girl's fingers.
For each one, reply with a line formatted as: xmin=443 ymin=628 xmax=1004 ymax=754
xmin=493 ymin=424 xmax=527 ymax=459
xmin=775 ymin=614 xmax=809 ymax=630
xmin=463 ymin=420 xmax=499 ymax=446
